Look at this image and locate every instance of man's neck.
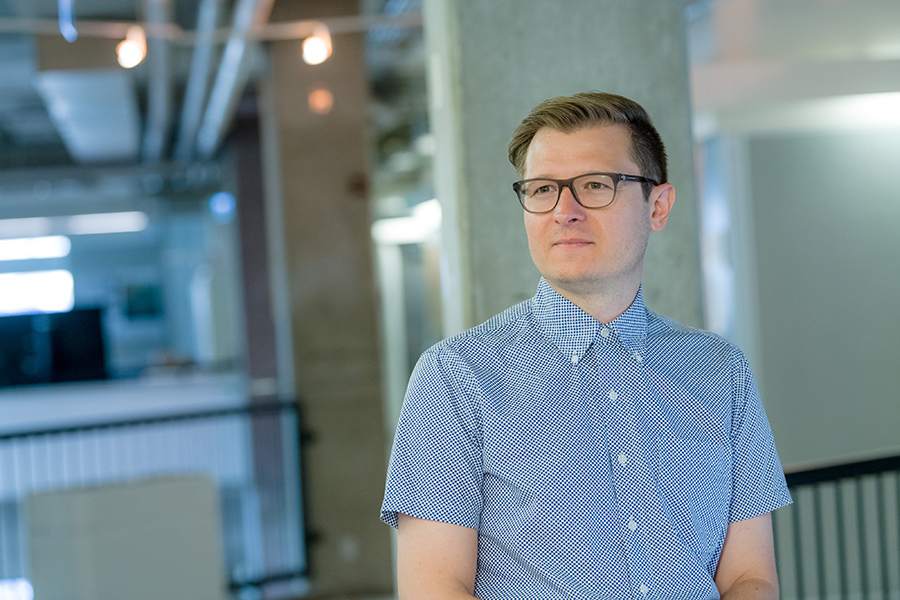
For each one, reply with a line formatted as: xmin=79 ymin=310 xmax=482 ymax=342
xmin=548 ymin=278 xmax=641 ymax=324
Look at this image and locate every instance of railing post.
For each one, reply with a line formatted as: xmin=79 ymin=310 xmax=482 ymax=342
xmin=855 ymin=477 xmax=869 ymax=600
xmin=772 ymin=508 xmax=782 ymax=594
xmin=813 ymin=484 xmax=826 ymax=599
xmin=835 ymin=481 xmax=848 ymax=600
xmin=792 ymin=496 xmax=806 ymax=600
xmin=897 ymin=473 xmax=900 ymax=600
xmin=876 ymin=475 xmax=889 ymax=600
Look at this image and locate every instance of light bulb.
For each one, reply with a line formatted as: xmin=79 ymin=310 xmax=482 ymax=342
xmin=117 ymin=40 xmax=144 ymax=68
xmin=117 ymin=25 xmax=146 ymax=69
xmin=302 ymin=36 xmax=330 ymax=65
xmin=302 ymin=25 xmax=332 ymax=65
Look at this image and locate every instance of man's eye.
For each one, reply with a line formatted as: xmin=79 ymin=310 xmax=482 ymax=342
xmin=585 ymin=180 xmax=608 ymax=190
xmin=533 ymin=184 xmax=555 ymax=195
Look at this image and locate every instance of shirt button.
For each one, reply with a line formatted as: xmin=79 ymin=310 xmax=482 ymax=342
xmin=628 ymin=519 xmax=638 ymax=531
xmin=608 ymin=390 xmax=618 ymax=401
xmin=617 ymin=453 xmax=628 ymax=465
xmin=600 ymin=327 xmax=611 ymax=338
xmin=571 ymin=354 xmax=579 ymax=364
xmin=640 ymin=584 xmax=649 ymax=596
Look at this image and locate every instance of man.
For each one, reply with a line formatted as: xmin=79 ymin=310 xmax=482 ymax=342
xmin=381 ymin=92 xmax=791 ymax=599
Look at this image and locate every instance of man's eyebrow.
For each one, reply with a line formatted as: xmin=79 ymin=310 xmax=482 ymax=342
xmin=524 ymin=172 xmax=606 ymax=180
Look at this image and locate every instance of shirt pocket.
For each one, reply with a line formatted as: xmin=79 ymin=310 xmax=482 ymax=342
xmin=657 ymin=435 xmax=731 ymax=558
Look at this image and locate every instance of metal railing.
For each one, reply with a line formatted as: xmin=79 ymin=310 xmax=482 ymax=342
xmin=775 ymin=455 xmax=900 ymax=600
xmin=0 ymin=400 xmax=307 ymax=596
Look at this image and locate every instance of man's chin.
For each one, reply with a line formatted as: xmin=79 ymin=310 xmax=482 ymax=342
xmin=543 ymin=272 xmax=603 ymax=295
xmin=543 ymin=269 xmax=640 ymax=297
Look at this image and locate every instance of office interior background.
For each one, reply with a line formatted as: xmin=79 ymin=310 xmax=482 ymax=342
xmin=0 ymin=0 xmax=898 ymax=598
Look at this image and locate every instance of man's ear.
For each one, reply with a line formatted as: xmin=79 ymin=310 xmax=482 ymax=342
xmin=649 ymin=183 xmax=675 ymax=232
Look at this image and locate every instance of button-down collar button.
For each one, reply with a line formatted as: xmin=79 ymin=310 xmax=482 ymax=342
xmin=634 ymin=354 xmax=643 ymax=362
xmin=628 ymin=519 xmax=638 ymax=531
xmin=617 ymin=453 xmax=628 ymax=465
xmin=608 ymin=390 xmax=618 ymax=401
xmin=600 ymin=327 xmax=611 ymax=338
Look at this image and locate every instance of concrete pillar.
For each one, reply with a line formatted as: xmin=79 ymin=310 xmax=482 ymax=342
xmin=265 ymin=0 xmax=392 ymax=596
xmin=425 ymin=0 xmax=703 ymax=331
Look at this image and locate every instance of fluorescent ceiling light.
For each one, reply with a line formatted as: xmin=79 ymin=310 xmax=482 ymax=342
xmin=0 ymin=579 xmax=32 ymax=600
xmin=372 ymin=199 xmax=442 ymax=245
xmin=0 ymin=236 xmax=71 ymax=261
xmin=0 ymin=217 xmax=52 ymax=239
xmin=705 ymin=92 xmax=900 ymax=136
xmin=0 ymin=212 xmax=150 ymax=239
xmin=0 ymin=270 xmax=74 ymax=316
xmin=67 ymin=211 xmax=149 ymax=235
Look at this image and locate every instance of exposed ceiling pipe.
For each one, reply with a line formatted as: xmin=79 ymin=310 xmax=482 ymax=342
xmin=142 ymin=0 xmax=173 ymax=162
xmin=173 ymin=0 xmax=221 ymax=162
xmin=0 ymin=14 xmax=421 ymax=42
xmin=196 ymin=0 xmax=274 ymax=160
xmin=260 ymin=13 xmax=422 ymax=40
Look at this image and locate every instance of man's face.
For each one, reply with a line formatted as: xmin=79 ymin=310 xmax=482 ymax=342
xmin=523 ymin=124 xmax=670 ymax=299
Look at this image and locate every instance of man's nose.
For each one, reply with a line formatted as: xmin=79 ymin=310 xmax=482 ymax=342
xmin=554 ymin=185 xmax=585 ymax=221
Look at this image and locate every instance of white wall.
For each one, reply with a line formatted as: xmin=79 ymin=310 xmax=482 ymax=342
xmin=745 ymin=129 xmax=900 ymax=469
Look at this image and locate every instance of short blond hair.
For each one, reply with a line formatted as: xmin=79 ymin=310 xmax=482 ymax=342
xmin=508 ymin=92 xmax=667 ymax=199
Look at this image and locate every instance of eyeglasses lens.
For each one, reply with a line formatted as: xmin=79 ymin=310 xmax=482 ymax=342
xmin=519 ymin=174 xmax=616 ymax=212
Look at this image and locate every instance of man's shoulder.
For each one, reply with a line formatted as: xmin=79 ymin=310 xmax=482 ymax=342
xmin=646 ymin=310 xmax=744 ymax=359
xmin=647 ymin=310 xmax=725 ymax=341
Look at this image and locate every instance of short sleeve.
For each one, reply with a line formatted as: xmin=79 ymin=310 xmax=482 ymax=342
xmin=729 ymin=350 xmax=793 ymax=522
xmin=380 ymin=345 xmax=484 ymax=529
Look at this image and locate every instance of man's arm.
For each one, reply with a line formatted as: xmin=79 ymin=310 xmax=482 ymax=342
xmin=714 ymin=512 xmax=779 ymax=600
xmin=397 ymin=513 xmax=479 ymax=600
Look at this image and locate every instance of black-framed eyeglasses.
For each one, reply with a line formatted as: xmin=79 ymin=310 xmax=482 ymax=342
xmin=512 ymin=172 xmax=659 ymax=214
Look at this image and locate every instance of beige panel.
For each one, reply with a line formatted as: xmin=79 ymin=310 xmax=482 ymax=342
xmin=28 ymin=476 xmax=227 ymax=600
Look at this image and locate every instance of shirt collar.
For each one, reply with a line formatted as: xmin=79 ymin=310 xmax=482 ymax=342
xmin=532 ymin=278 xmax=648 ymax=360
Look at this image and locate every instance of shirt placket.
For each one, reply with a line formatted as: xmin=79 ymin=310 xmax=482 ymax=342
xmin=592 ymin=326 xmax=664 ymax=600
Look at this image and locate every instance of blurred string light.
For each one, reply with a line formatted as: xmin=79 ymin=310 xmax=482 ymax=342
xmin=0 ymin=236 xmax=71 ymax=262
xmin=302 ymin=23 xmax=332 ymax=65
xmin=58 ymin=0 xmax=77 ymax=42
xmin=208 ymin=192 xmax=236 ymax=223
xmin=308 ymin=85 xmax=334 ymax=115
xmin=117 ymin=25 xmax=147 ymax=69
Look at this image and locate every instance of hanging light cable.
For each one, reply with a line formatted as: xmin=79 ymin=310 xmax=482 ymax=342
xmin=58 ymin=0 xmax=77 ymax=42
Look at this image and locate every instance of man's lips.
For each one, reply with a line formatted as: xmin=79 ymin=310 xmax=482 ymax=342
xmin=553 ymin=238 xmax=593 ymax=247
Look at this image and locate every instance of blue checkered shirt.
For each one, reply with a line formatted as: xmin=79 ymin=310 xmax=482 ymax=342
xmin=382 ymin=279 xmax=791 ymax=600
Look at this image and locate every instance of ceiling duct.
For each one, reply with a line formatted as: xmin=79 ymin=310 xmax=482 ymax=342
xmin=173 ymin=0 xmax=221 ymax=162
xmin=33 ymin=34 xmax=141 ymax=163
xmin=141 ymin=0 xmax=173 ymax=162
xmin=196 ymin=0 xmax=274 ymax=159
